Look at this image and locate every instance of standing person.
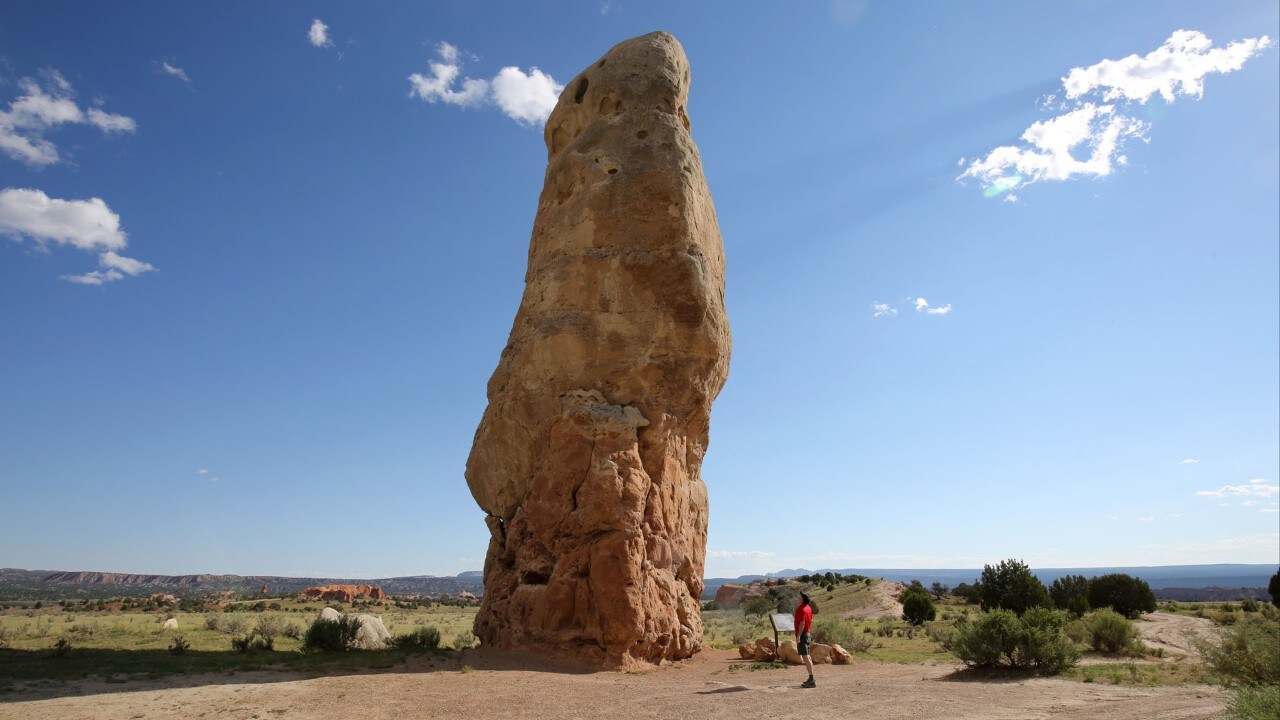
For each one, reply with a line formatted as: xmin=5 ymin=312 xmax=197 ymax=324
xmin=794 ymin=592 xmax=815 ymax=688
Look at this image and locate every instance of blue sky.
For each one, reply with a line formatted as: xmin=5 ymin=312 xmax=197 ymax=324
xmin=1 ymin=1 xmax=1276 ymax=579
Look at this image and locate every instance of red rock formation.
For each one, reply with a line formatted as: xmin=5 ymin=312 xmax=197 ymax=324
xmin=466 ymin=32 xmax=731 ymax=667
xmin=297 ymin=584 xmax=385 ymax=602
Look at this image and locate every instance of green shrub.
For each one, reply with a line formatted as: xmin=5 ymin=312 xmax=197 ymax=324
xmin=979 ymin=559 xmax=1050 ymax=616
xmin=231 ymin=633 xmax=274 ymax=653
xmin=392 ymin=626 xmax=441 ymax=651
xmin=52 ymin=636 xmax=72 ymax=658
xmin=1048 ymin=575 xmax=1091 ymax=611
xmin=302 ymin=616 xmax=359 ymax=652
xmin=811 ymin=617 xmax=858 ymax=647
xmin=253 ymin=614 xmax=285 ymax=639
xmin=169 ymin=635 xmax=190 ymax=655
xmin=1088 ymin=574 xmax=1156 ymax=619
xmin=1241 ymin=599 xmax=1260 ymax=613
xmin=902 ymin=588 xmax=937 ymax=626
xmin=1269 ymin=569 xmax=1278 ymax=608
xmin=1203 ymin=616 xmax=1280 ymax=686
xmin=944 ymin=608 xmax=1078 ymax=672
xmin=1085 ymin=608 xmax=1137 ymax=652
xmin=744 ymin=597 xmax=774 ymax=617
xmin=453 ymin=630 xmax=478 ymax=650
xmin=1227 ymin=685 xmax=1280 ymax=720
xmin=204 ymin=613 xmax=221 ymax=631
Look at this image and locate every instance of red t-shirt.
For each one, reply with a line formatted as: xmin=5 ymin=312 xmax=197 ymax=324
xmin=794 ymin=604 xmax=812 ymax=634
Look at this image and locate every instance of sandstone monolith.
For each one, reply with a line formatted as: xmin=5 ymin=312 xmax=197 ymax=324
xmin=465 ymin=31 xmax=730 ymax=667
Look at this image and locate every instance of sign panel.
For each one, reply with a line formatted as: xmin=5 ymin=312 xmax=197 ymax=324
xmin=769 ymin=613 xmax=795 ymax=633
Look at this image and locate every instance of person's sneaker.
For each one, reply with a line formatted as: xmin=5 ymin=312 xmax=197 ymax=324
xmin=801 ymin=678 xmax=816 ymax=688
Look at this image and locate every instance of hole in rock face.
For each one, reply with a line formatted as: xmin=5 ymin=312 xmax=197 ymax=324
xmin=608 ymin=168 xmax=618 ymax=175
xmin=636 ymin=130 xmax=648 ymax=139
xmin=574 ymin=78 xmax=589 ymax=104
xmin=598 ymin=59 xmax=606 ymax=68
xmin=521 ymin=570 xmax=550 ymax=585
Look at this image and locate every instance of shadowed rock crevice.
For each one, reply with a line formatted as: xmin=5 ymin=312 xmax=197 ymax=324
xmin=464 ymin=31 xmax=730 ymax=667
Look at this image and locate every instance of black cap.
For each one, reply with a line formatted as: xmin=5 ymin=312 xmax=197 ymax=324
xmin=800 ymin=592 xmax=811 ymax=605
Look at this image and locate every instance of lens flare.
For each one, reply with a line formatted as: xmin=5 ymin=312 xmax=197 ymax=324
xmin=984 ymin=175 xmax=1022 ymax=198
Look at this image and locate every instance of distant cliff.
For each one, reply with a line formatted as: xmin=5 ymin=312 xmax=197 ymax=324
xmin=0 ymin=567 xmax=484 ymax=601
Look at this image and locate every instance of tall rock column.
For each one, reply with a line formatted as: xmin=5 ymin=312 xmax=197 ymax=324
xmin=464 ymin=31 xmax=730 ymax=666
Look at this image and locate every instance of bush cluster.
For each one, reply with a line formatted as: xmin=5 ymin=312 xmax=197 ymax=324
xmin=302 ymin=616 xmax=359 ymax=653
xmin=391 ymin=626 xmax=441 ymax=651
xmin=1202 ymin=616 xmax=1280 ymax=720
xmin=1083 ymin=608 xmax=1137 ymax=652
xmin=944 ymin=607 xmax=1079 ymax=672
xmin=901 ymin=583 xmax=937 ymax=626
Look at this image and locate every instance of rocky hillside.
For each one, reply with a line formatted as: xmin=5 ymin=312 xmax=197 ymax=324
xmin=0 ymin=567 xmax=484 ymax=601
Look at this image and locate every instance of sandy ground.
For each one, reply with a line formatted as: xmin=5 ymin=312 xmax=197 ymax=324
xmin=0 ymin=646 xmax=1227 ymax=720
xmin=1136 ymin=613 xmax=1217 ymax=661
xmin=843 ymin=581 xmax=906 ymax=620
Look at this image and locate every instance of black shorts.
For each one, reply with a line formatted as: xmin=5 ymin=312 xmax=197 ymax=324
xmin=797 ymin=631 xmax=811 ymax=656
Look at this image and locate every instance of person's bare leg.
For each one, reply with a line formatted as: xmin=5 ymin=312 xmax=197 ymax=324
xmin=802 ymin=654 xmax=815 ymax=685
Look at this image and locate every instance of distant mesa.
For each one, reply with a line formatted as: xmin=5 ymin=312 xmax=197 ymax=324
xmin=297 ymin=584 xmax=386 ymax=602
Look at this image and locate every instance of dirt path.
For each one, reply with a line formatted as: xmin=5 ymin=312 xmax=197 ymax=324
xmin=843 ymin=581 xmax=906 ymax=620
xmin=1135 ymin=612 xmax=1218 ymax=661
xmin=0 ymin=649 xmax=1226 ymax=720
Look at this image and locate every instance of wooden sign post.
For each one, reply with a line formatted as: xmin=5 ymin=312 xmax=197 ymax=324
xmin=769 ymin=612 xmax=794 ymax=655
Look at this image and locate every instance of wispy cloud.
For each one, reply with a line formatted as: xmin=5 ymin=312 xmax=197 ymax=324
xmin=0 ymin=187 xmax=155 ymax=285
xmin=409 ymin=41 xmax=562 ymax=125
xmin=196 ymin=469 xmax=209 ymax=475
xmin=961 ymin=30 xmax=1273 ymax=199
xmin=1138 ymin=516 xmax=1155 ymax=522
xmin=914 ymin=297 xmax=953 ymax=315
xmin=308 ymin=19 xmax=332 ymax=48
xmin=1063 ymin=30 xmax=1273 ymax=103
xmin=159 ymin=62 xmax=191 ymax=84
xmin=0 ymin=70 xmax=135 ymax=166
xmin=1180 ymin=458 xmax=1199 ymax=465
xmin=872 ymin=302 xmax=897 ymax=318
xmin=1195 ymin=479 xmax=1279 ymax=500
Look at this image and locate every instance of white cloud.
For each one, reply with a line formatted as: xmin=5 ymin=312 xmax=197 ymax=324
xmin=960 ymin=30 xmax=1271 ymax=198
xmin=961 ymin=103 xmax=1148 ymax=190
xmin=409 ymin=42 xmax=563 ymax=125
xmin=914 ymin=297 xmax=953 ymax=315
xmin=1138 ymin=516 xmax=1155 ymax=522
xmin=491 ymin=67 xmax=562 ymax=125
xmin=99 ymin=250 xmax=155 ymax=276
xmin=196 ymin=469 xmax=209 ymax=475
xmin=308 ymin=19 xmax=332 ymax=48
xmin=1180 ymin=458 xmax=1199 ymax=464
xmin=0 ymin=71 xmax=136 ymax=166
xmin=1262 ymin=508 xmax=1279 ymax=514
xmin=1063 ymin=30 xmax=1274 ymax=104
xmin=0 ymin=188 xmax=154 ymax=284
xmin=1106 ymin=515 xmax=1119 ymax=520
xmin=872 ymin=302 xmax=897 ymax=318
xmin=0 ymin=188 xmax=125 ymax=251
xmin=160 ymin=62 xmax=192 ymax=84
xmin=1196 ymin=480 xmax=1279 ymax=500
xmin=706 ymin=550 xmax=777 ymax=559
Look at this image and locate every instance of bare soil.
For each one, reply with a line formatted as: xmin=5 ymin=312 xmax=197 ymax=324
xmin=0 ymin=647 xmax=1226 ymax=720
xmin=842 ymin=580 xmax=906 ymax=620
xmin=1136 ymin=612 xmax=1218 ymax=661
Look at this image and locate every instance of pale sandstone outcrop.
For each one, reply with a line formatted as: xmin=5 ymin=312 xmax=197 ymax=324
xmin=831 ymin=643 xmax=852 ymax=664
xmin=350 ymin=614 xmax=392 ymax=650
xmin=465 ymin=31 xmax=730 ymax=667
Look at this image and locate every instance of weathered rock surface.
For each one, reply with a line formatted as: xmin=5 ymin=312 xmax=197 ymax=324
xmin=831 ymin=643 xmax=852 ymax=664
xmin=350 ymin=614 xmax=392 ymax=650
xmin=317 ymin=607 xmax=343 ymax=623
xmin=465 ymin=31 xmax=730 ymax=667
xmin=297 ymin=584 xmax=385 ymax=602
xmin=162 ymin=618 xmax=178 ymax=629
